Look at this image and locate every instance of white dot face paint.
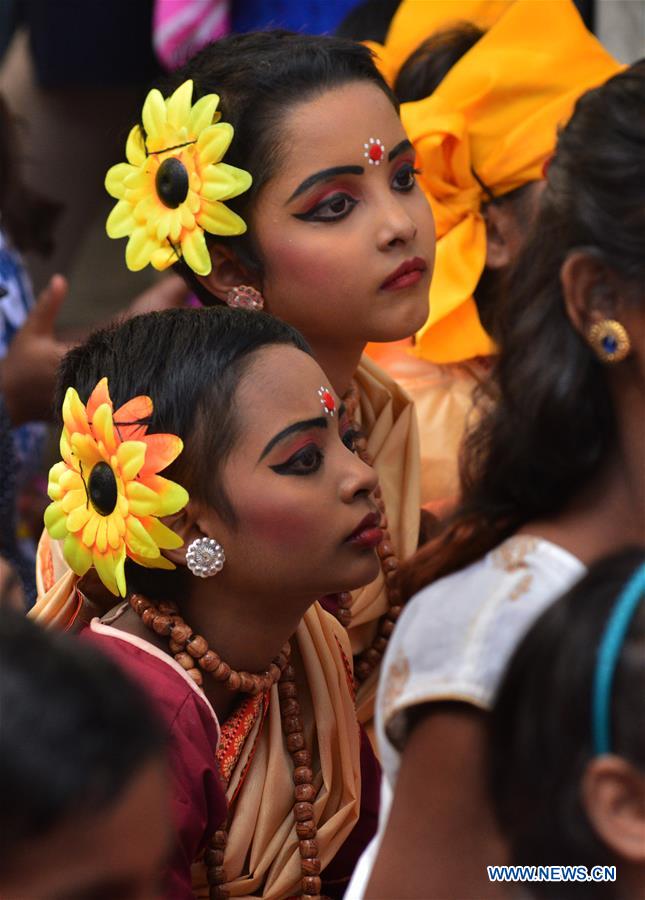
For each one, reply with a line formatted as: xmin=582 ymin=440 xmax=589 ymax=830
xmin=363 ymin=137 xmax=385 ymax=165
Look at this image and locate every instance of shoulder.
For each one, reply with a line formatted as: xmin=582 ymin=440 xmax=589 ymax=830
xmin=81 ymin=621 xmax=219 ymax=741
xmin=376 ymin=537 xmax=585 ymax=764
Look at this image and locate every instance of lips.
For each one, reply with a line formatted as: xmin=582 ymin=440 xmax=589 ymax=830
xmin=344 ymin=511 xmax=382 ymax=549
xmin=380 ymin=256 xmax=427 ymax=291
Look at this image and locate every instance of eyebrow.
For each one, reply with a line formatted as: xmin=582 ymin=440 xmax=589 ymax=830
xmin=389 ymin=139 xmax=413 ymax=161
xmin=259 ymin=417 xmax=328 ymax=460
xmin=287 ymin=166 xmax=364 ymax=203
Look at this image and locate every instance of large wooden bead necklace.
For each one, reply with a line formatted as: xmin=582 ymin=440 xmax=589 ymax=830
xmin=129 ymin=594 xmax=323 ymax=900
xmin=342 ymin=383 xmax=403 ymax=687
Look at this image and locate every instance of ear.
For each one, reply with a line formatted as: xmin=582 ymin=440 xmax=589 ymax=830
xmin=483 ymin=202 xmax=523 ymax=270
xmin=582 ymin=755 xmax=645 ymax=862
xmin=160 ymin=501 xmax=227 ymax=567
xmin=193 ymin=243 xmax=261 ymax=304
xmin=560 ymin=250 xmax=622 ymax=340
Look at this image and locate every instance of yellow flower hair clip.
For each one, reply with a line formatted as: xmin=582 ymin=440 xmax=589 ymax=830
xmin=105 ymin=79 xmax=252 ymax=276
xmin=44 ymin=377 xmax=189 ymax=597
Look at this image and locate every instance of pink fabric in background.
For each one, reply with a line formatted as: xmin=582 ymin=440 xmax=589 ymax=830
xmin=153 ymin=0 xmax=230 ymax=71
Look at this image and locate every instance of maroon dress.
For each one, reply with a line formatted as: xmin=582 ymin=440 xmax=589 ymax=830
xmin=81 ymin=621 xmax=227 ymax=899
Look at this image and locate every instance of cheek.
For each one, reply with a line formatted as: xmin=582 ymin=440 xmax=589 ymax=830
xmin=261 ymin=230 xmax=357 ymax=300
xmin=240 ymin=489 xmax=326 ymax=549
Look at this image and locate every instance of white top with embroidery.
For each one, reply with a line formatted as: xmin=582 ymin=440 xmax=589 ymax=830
xmin=346 ymin=535 xmax=585 ymax=898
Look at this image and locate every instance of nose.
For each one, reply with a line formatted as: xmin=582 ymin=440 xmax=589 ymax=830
xmin=339 ymin=446 xmax=378 ymax=503
xmin=375 ymin=194 xmax=417 ymax=251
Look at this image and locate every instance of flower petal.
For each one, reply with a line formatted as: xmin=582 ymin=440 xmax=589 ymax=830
xmin=105 ymin=163 xmax=138 ymax=200
xmin=67 ymin=505 xmax=92 ymax=533
xmin=138 ymin=475 xmax=189 ymax=516
xmin=125 ymin=228 xmax=161 ymax=272
xmin=129 ymin=551 xmax=176 ymax=571
xmin=141 ymin=516 xmax=184 ymax=550
xmin=116 ymin=441 xmax=146 ymax=481
xmin=197 ymin=200 xmax=248 ymax=237
xmin=96 ymin=518 xmax=109 ymax=554
xmin=113 ymin=395 xmax=153 ymax=441
xmin=106 ymin=200 xmax=137 ymax=239
xmin=61 ymin=489 xmax=87 ymax=514
xmin=196 ymin=122 xmax=233 ymax=166
xmin=82 ymin=515 xmax=100 ymax=547
xmin=59 ymin=468 xmax=84 ymax=492
xmin=107 ymin=516 xmax=122 ymax=550
xmin=64 ymin=534 xmax=93 ymax=577
xmin=166 ymin=79 xmax=193 ymax=131
xmin=125 ymin=124 xmax=147 ymax=166
xmin=181 ymin=228 xmax=211 ymax=276
xmin=201 ymin=162 xmax=252 ymax=201
xmin=150 ymin=245 xmax=180 ymax=271
xmin=125 ymin=516 xmax=159 ymax=558
xmin=44 ymin=501 xmax=68 ymax=540
xmin=125 ymin=481 xmax=162 ymax=516
xmin=70 ymin=433 xmax=104 ymax=470
xmin=86 ymin=378 xmax=113 ymax=420
xmin=93 ymin=403 xmax=119 ymax=458
xmin=47 ymin=461 xmax=69 ymax=500
xmin=142 ymin=88 xmax=168 ymax=147
xmin=62 ymin=388 xmax=90 ymax=436
xmin=189 ymin=93 xmax=220 ymax=137
xmin=93 ymin=548 xmax=122 ymax=596
xmin=140 ymin=434 xmax=184 ymax=476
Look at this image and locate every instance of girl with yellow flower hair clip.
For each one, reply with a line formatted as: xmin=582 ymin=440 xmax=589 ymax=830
xmin=97 ymin=30 xmax=438 ymax=898
xmin=34 ymin=305 xmax=383 ymax=898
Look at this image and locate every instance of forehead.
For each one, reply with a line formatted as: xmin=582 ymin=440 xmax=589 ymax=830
xmin=277 ymin=81 xmax=406 ymax=177
xmin=235 ymin=345 xmax=336 ymax=425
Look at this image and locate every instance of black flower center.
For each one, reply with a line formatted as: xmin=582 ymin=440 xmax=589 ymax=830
xmin=155 ymin=157 xmax=189 ymax=209
xmin=88 ymin=462 xmax=118 ymax=516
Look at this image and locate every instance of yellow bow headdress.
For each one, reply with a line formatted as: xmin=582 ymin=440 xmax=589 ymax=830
xmin=44 ymin=378 xmax=189 ymax=597
xmin=370 ymin=0 xmax=621 ymax=363
xmin=105 ymin=79 xmax=252 ymax=276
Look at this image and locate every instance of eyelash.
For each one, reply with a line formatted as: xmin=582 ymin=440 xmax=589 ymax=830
xmin=295 ymin=163 xmax=421 ymax=223
xmin=270 ymin=443 xmax=324 ymax=477
xmin=341 ymin=428 xmax=361 ymax=453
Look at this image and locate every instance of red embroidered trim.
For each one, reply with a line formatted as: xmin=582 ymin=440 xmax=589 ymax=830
xmin=216 ymin=691 xmax=266 ymax=787
xmin=335 ymin=635 xmax=356 ymax=703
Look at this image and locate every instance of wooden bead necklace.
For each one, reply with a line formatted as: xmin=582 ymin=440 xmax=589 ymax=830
xmin=341 ymin=383 xmax=404 ymax=688
xmin=130 ymin=593 xmax=322 ymax=899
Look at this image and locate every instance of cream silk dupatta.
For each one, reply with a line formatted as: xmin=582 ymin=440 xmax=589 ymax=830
xmin=348 ymin=356 xmax=421 ymax=725
xmin=192 ymin=603 xmax=362 ymax=898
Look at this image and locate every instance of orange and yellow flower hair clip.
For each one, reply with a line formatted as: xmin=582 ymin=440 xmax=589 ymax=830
xmin=44 ymin=377 xmax=189 ymax=597
xmin=105 ymin=79 xmax=252 ymax=276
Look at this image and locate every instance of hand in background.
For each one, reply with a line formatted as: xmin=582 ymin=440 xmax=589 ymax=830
xmin=123 ymin=273 xmax=191 ymax=318
xmin=0 ymin=274 xmax=70 ymax=426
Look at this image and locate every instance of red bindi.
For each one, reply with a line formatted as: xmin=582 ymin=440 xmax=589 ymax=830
xmin=363 ymin=137 xmax=385 ymax=166
xmin=317 ymin=386 xmax=336 ymax=416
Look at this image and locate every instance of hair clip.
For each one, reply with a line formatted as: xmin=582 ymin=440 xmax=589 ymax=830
xmin=44 ymin=377 xmax=189 ymax=597
xmin=364 ymin=137 xmax=385 ymax=166
xmin=318 ymin=386 xmax=336 ymax=416
xmin=105 ymin=79 xmax=252 ymax=277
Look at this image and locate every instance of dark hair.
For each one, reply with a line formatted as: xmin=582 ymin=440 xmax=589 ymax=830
xmin=400 ymin=60 xmax=645 ymax=599
xmin=335 ymin=0 xmax=400 ymax=43
xmin=151 ymin=31 xmax=397 ymax=300
xmin=0 ymin=94 xmax=61 ymax=255
xmin=56 ymin=307 xmax=310 ymax=597
xmin=394 ymin=23 xmax=484 ymax=103
xmin=489 ymin=547 xmax=645 ymax=897
xmin=0 ymin=611 xmax=164 ymax=865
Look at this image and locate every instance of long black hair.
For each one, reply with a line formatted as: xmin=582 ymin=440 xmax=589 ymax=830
xmin=489 ymin=547 xmax=645 ymax=897
xmin=401 ymin=60 xmax=645 ymax=599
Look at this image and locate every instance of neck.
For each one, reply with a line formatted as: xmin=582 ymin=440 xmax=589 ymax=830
xmin=305 ymin=336 xmax=365 ymax=397
xmin=178 ymin=578 xmax=312 ymax=721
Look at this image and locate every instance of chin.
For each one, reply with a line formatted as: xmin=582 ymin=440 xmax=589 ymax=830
xmin=338 ymin=554 xmax=381 ymax=593
xmin=371 ymin=290 xmax=430 ymax=342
